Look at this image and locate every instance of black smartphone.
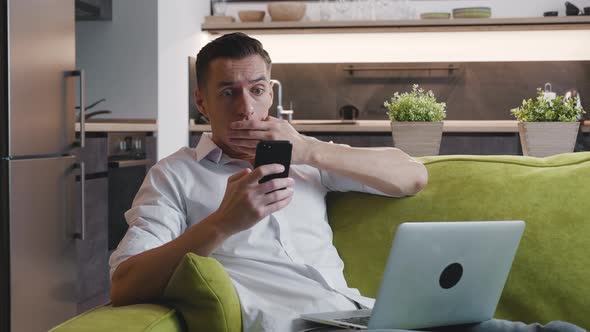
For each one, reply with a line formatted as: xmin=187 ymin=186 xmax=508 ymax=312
xmin=254 ymin=140 xmax=292 ymax=184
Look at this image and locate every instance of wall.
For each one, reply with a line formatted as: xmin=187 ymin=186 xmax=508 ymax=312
xmin=76 ymin=0 xmax=158 ymax=119
xmin=157 ymin=0 xmax=208 ymax=159
xmin=245 ymin=30 xmax=590 ymax=64
xmin=208 ymin=0 xmax=590 ymax=64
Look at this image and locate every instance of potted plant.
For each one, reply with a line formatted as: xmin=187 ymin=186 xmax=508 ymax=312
xmin=511 ymin=88 xmax=585 ymax=158
xmin=384 ymin=84 xmax=447 ymax=157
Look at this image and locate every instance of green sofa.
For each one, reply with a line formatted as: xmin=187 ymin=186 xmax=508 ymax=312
xmin=51 ymin=153 xmax=590 ymax=331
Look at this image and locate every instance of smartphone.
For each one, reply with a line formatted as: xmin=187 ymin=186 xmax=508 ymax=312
xmin=254 ymin=140 xmax=292 ymax=184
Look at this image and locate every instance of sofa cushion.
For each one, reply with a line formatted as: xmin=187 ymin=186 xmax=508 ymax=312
xmin=162 ymin=252 xmax=242 ymax=332
xmin=49 ymin=303 xmax=183 ymax=332
xmin=327 ymin=152 xmax=590 ymax=328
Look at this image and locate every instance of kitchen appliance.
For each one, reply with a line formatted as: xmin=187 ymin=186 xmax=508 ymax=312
xmin=564 ymin=88 xmax=584 ymax=121
xmin=1 ymin=0 xmax=84 ymax=331
xmin=565 ymin=1 xmax=581 ymax=16
xmin=339 ymin=104 xmax=360 ymax=121
xmin=107 ymin=133 xmax=149 ymax=251
xmin=76 ymin=98 xmax=112 ymax=120
xmin=543 ymin=82 xmax=557 ymax=102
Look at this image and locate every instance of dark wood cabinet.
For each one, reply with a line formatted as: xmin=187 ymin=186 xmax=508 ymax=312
xmin=73 ymin=136 xmax=110 ymax=313
xmin=190 ymin=131 xmax=527 ymax=155
xmin=145 ymin=135 xmax=157 ymax=169
xmin=72 ymin=136 xmax=108 ymax=174
xmin=75 ymin=177 xmax=109 ymax=313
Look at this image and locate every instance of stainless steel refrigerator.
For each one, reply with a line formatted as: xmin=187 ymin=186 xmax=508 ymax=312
xmin=1 ymin=0 xmax=86 ymax=331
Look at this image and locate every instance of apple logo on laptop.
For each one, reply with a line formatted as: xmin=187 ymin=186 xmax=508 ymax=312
xmin=439 ymin=262 xmax=463 ymax=289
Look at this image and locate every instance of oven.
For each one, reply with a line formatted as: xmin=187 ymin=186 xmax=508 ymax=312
xmin=107 ymin=132 xmax=150 ymax=250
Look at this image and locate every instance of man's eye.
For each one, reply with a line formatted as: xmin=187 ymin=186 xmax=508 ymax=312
xmin=252 ymin=87 xmax=264 ymax=95
xmin=222 ymin=89 xmax=234 ymax=97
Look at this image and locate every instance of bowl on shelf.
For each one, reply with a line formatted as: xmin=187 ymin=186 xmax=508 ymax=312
xmin=267 ymin=1 xmax=306 ymax=22
xmin=238 ymin=10 xmax=266 ymax=22
xmin=452 ymin=7 xmax=492 ymax=19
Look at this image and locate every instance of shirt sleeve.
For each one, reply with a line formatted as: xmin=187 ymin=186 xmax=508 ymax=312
xmin=319 ymin=168 xmax=402 ymax=197
xmin=316 ymin=141 xmax=405 ymax=198
xmin=109 ymin=162 xmax=188 ymax=279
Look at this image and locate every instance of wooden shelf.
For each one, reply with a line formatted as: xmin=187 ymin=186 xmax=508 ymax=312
xmin=202 ymin=16 xmax=590 ymax=34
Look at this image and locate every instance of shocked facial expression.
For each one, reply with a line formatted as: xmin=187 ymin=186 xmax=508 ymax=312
xmin=195 ymin=54 xmax=273 ymax=158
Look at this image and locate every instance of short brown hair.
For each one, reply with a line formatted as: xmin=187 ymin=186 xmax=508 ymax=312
xmin=195 ymin=33 xmax=272 ymax=91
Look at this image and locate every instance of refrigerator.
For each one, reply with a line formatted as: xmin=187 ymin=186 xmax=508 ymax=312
xmin=1 ymin=0 xmax=84 ymax=331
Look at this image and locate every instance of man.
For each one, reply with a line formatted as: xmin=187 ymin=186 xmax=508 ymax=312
xmin=108 ymin=33 xmax=583 ymax=332
xmin=109 ymin=32 xmax=426 ymax=331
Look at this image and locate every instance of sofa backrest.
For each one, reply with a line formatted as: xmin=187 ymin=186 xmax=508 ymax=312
xmin=327 ymin=152 xmax=590 ymax=328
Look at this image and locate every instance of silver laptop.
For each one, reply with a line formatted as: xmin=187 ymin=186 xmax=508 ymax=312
xmin=301 ymin=221 xmax=525 ymax=330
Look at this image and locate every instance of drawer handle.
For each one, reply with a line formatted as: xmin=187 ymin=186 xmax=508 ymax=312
xmin=74 ymin=162 xmax=86 ymax=241
xmin=108 ymin=159 xmax=149 ymax=168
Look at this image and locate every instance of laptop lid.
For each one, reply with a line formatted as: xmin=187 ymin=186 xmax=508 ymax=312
xmin=368 ymin=220 xmax=525 ymax=330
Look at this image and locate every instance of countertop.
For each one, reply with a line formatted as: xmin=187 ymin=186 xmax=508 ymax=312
xmin=75 ymin=119 xmax=157 ymax=132
xmin=75 ymin=119 xmax=590 ymax=133
xmin=190 ymin=120 xmax=590 ymax=133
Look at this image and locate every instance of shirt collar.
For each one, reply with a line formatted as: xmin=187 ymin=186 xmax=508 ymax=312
xmin=194 ymin=132 xmax=224 ymax=164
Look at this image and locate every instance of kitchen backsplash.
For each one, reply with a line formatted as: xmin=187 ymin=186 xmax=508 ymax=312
xmin=189 ymin=60 xmax=590 ymax=122
xmin=266 ymin=61 xmax=590 ymax=121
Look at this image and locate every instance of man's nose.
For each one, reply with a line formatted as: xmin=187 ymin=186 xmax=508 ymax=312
xmin=236 ymin=90 xmax=255 ymax=119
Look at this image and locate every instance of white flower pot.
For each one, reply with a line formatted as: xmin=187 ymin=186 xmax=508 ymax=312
xmin=517 ymin=122 xmax=580 ymax=158
xmin=390 ymin=121 xmax=444 ymax=157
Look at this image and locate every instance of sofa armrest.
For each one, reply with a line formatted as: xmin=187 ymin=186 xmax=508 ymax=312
xmin=161 ymin=253 xmax=242 ymax=332
xmin=51 ymin=253 xmax=241 ymax=332
xmin=49 ymin=303 xmax=183 ymax=332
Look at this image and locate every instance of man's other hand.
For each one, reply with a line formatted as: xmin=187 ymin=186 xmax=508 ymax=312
xmin=213 ymin=164 xmax=295 ymax=237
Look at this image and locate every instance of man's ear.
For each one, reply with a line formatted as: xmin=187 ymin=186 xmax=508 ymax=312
xmin=195 ymin=88 xmax=208 ymax=117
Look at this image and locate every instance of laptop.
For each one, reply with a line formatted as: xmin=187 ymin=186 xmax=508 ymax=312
xmin=301 ymin=221 xmax=525 ymax=330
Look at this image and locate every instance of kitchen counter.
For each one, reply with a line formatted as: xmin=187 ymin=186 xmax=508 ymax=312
xmin=190 ymin=120 xmax=590 ymax=133
xmin=75 ymin=119 xmax=157 ymax=132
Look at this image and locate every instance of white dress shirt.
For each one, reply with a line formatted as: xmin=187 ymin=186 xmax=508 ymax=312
xmin=109 ymin=133 xmax=395 ymax=332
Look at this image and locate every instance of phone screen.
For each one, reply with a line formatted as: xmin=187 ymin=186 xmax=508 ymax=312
xmin=254 ymin=140 xmax=292 ymax=183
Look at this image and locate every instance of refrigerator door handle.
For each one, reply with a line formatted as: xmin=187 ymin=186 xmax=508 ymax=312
xmin=66 ymin=70 xmax=86 ymax=148
xmin=74 ymin=161 xmax=86 ymax=240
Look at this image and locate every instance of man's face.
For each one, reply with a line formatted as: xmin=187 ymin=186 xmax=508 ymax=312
xmin=195 ymin=54 xmax=273 ymax=158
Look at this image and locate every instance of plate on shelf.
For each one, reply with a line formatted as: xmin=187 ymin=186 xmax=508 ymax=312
xmin=452 ymin=7 xmax=492 ymax=19
xmin=420 ymin=12 xmax=451 ymax=19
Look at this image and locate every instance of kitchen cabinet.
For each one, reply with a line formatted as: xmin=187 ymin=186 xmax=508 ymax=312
xmin=72 ymin=135 xmax=110 ymax=313
xmin=75 ymin=177 xmax=109 ymax=313
xmin=72 ymin=136 xmax=108 ymax=174
xmin=305 ymin=133 xmax=524 ymax=155
xmin=146 ymin=135 xmax=158 ymax=169
xmin=189 ymin=131 xmax=524 ymax=155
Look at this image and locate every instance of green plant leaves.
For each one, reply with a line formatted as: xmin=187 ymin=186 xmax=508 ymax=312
xmin=510 ymin=88 xmax=585 ymax=122
xmin=384 ymin=84 xmax=447 ymax=122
